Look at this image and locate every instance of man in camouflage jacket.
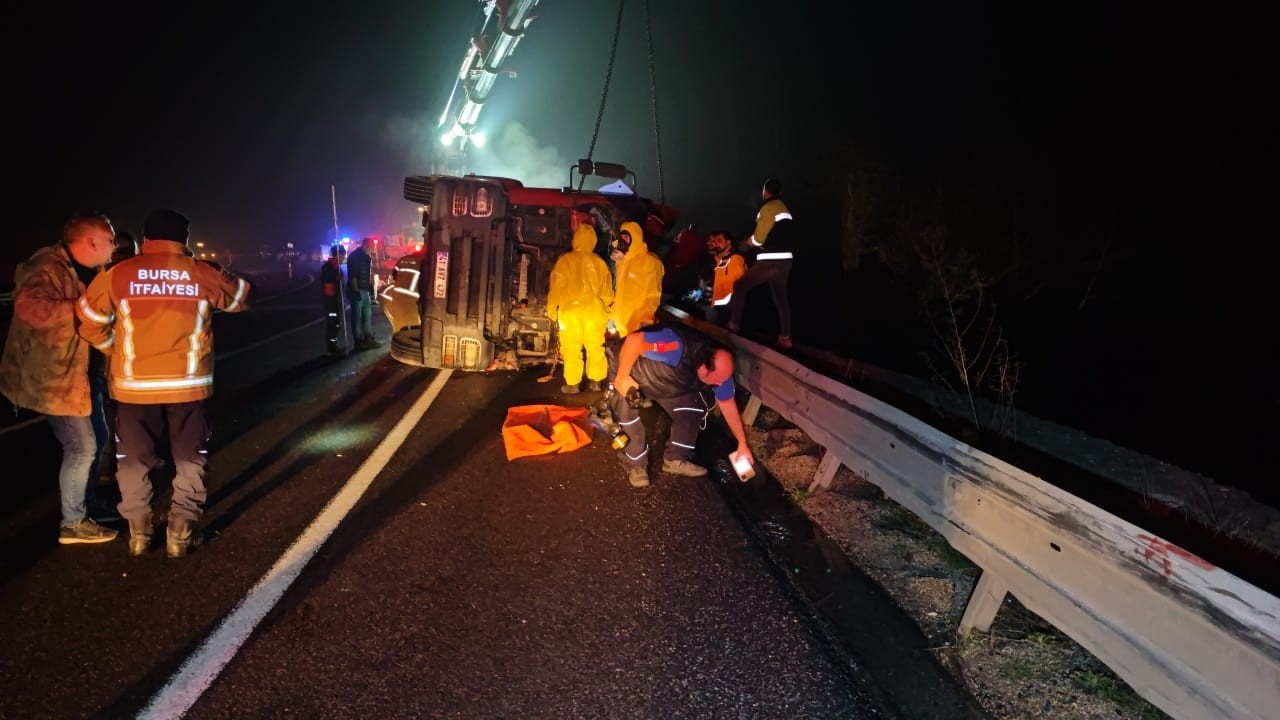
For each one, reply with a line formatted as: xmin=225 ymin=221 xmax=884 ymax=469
xmin=0 ymin=212 xmax=119 ymax=544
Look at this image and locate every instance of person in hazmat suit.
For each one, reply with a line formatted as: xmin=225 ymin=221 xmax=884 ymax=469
xmin=547 ymin=224 xmax=614 ymax=395
xmin=608 ymin=220 xmax=665 ymax=338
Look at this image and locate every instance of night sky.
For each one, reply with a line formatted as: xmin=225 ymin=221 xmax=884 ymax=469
xmin=8 ymin=1 xmax=1274 ymax=497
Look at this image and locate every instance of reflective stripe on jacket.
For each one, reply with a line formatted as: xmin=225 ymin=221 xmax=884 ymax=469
xmin=748 ymin=197 xmax=796 ymax=259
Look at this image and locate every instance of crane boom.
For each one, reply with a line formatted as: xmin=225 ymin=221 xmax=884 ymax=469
xmin=437 ymin=0 xmax=542 ymax=173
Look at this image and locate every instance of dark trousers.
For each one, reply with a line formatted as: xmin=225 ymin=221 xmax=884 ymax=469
xmin=324 ymin=295 xmax=345 ymax=353
xmin=115 ymin=401 xmax=210 ymax=523
xmin=727 ymin=259 xmax=792 ymax=337
xmin=701 ymin=303 xmax=729 ymax=326
xmin=609 ymin=389 xmax=706 ymax=469
xmin=604 ymin=341 xmax=708 ymax=467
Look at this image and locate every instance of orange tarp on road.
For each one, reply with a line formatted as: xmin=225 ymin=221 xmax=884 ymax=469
xmin=501 ymin=405 xmax=595 ymax=461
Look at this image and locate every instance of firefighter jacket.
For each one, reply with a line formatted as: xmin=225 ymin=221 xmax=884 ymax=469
xmin=0 ymin=244 xmax=99 ymax=416
xmin=610 ymin=221 xmax=665 ymax=336
xmin=748 ymin=197 xmax=797 ymax=260
xmin=76 ymin=239 xmax=251 ymax=405
xmin=546 ymin=225 xmax=613 ymax=323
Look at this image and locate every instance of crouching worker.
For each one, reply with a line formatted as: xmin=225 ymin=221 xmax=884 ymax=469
xmin=607 ymin=322 xmax=754 ymax=488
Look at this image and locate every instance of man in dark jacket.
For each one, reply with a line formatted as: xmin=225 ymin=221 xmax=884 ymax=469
xmin=728 ymin=177 xmax=796 ymax=349
xmin=346 ymin=236 xmax=380 ymax=349
xmin=607 ymin=322 xmax=754 ymax=488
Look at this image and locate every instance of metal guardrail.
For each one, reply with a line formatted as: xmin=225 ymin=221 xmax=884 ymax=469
xmin=664 ymin=307 xmax=1280 ymax=720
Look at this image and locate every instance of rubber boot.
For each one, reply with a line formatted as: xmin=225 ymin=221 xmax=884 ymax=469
xmin=166 ymin=517 xmax=195 ymax=559
xmin=128 ymin=513 xmax=153 ymax=557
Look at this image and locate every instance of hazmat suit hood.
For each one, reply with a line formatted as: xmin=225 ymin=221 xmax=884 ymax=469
xmin=610 ymin=221 xmax=664 ymax=336
xmin=618 ymin=221 xmax=649 ymax=256
xmin=571 ymin=224 xmax=597 ymax=254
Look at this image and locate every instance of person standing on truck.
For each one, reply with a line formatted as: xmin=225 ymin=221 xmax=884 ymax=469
xmin=77 ymin=209 xmax=251 ymax=558
xmin=346 ymin=236 xmax=380 ymax=349
xmin=547 ymin=224 xmax=613 ymax=394
xmin=728 ymin=178 xmax=796 ymax=350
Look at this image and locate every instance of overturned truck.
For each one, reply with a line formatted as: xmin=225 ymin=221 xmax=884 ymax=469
xmin=380 ymin=165 xmax=678 ymax=371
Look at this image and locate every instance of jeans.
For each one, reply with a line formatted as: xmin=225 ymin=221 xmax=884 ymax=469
xmin=350 ymin=288 xmax=373 ymax=340
xmin=46 ymin=382 xmax=108 ymax=527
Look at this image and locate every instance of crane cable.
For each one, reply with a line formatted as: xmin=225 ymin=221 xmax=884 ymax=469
xmin=580 ymin=0 xmax=627 ymax=192
xmin=643 ymin=0 xmax=665 ymax=204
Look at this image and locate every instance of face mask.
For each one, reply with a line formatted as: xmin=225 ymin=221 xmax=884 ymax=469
xmin=616 ymin=232 xmax=632 ymax=254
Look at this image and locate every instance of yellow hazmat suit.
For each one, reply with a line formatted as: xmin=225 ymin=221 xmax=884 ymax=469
xmin=547 ymin=224 xmax=614 ymax=386
xmin=609 ymin=221 xmax=665 ymax=336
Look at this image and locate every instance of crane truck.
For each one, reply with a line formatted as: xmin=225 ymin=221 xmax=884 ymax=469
xmin=379 ymin=3 xmax=678 ymax=371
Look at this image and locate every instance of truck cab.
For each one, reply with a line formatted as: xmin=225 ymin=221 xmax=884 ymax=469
xmin=380 ymin=171 xmax=677 ymax=371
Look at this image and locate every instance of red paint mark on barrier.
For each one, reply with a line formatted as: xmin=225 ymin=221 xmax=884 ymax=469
xmin=1138 ymin=534 xmax=1216 ymax=576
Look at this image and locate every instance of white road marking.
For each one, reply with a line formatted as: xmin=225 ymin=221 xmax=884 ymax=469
xmin=137 ymin=368 xmax=454 ymax=720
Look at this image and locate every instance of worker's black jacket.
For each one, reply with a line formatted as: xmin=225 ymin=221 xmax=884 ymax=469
xmin=629 ymin=323 xmax=719 ymax=400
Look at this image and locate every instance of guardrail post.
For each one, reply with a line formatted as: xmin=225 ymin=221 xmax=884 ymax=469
xmin=808 ymin=448 xmax=842 ymax=493
xmin=958 ymin=570 xmax=1009 ymax=637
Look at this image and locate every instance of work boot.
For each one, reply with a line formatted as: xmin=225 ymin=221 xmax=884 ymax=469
xmin=627 ymin=466 xmax=651 ymax=488
xmin=127 ymin=513 xmax=153 ymax=557
xmin=585 ymin=380 xmax=601 ymax=392
xmin=166 ymin=517 xmax=195 ymax=559
xmin=662 ymin=458 xmax=709 ymax=477
xmin=560 ymin=383 xmax=580 ymax=394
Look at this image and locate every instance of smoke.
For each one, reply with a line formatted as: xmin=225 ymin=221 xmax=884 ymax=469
xmin=469 ymin=122 xmax=570 ymax=188
xmin=385 ymin=111 xmax=437 ymax=175
xmin=385 ymin=115 xmax=573 ymax=190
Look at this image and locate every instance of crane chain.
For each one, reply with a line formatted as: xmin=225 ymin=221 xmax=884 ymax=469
xmin=581 ymin=0 xmax=627 ymax=191
xmin=643 ymin=0 xmax=665 ymax=204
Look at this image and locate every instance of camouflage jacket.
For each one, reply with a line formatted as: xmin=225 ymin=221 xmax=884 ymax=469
xmin=0 ymin=245 xmax=96 ymax=416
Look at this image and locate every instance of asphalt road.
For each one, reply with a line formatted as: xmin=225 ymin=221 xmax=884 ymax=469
xmin=0 ymin=262 xmax=983 ymax=719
